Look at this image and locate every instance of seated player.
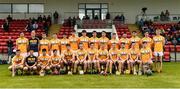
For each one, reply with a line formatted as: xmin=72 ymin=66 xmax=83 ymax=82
xmin=129 ymin=31 xmax=141 ymax=49
xmin=23 ymin=50 xmax=38 ymax=74
xmin=79 ymin=30 xmax=89 ymax=50
xmin=119 ymin=33 xmax=130 ymax=49
xmin=50 ymin=49 xmax=61 ymax=74
xmin=129 ymin=42 xmax=142 ymax=75
xmin=60 ymin=33 xmax=69 ymax=53
xmin=99 ymin=31 xmax=109 ymax=50
xmin=118 ymin=42 xmax=130 ymax=74
xmin=29 ymin=31 xmax=39 ymax=56
xmin=39 ymin=33 xmax=50 ymax=56
xmin=74 ymin=43 xmax=88 ymax=74
xmin=140 ymin=42 xmax=153 ymax=74
xmin=69 ymin=31 xmax=79 ymax=51
xmin=109 ymin=43 xmax=120 ymax=74
xmin=96 ymin=44 xmax=109 ymax=75
xmin=8 ymin=50 xmax=24 ymax=76
xmin=153 ymin=30 xmax=165 ymax=73
xmin=50 ymin=34 xmax=60 ymax=56
xmin=37 ymin=49 xmax=51 ymax=76
xmin=109 ymin=33 xmax=119 ymax=49
xmin=61 ymin=44 xmax=75 ymax=74
xmin=87 ymin=42 xmax=99 ymax=73
xmin=16 ymin=32 xmax=28 ymax=58
xmin=89 ymin=31 xmax=99 ymax=49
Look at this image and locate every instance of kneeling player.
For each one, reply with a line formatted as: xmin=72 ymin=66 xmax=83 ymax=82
xmin=37 ymin=49 xmax=51 ymax=76
xmin=109 ymin=43 xmax=120 ymax=74
xmin=8 ymin=50 xmax=24 ymax=76
xmin=61 ymin=44 xmax=75 ymax=74
xmin=50 ymin=49 xmax=61 ymax=74
xmin=87 ymin=43 xmax=99 ymax=73
xmin=97 ymin=44 xmax=109 ymax=75
xmin=129 ymin=42 xmax=142 ymax=75
xmin=140 ymin=42 xmax=153 ymax=74
xmin=118 ymin=43 xmax=130 ymax=74
xmin=74 ymin=43 xmax=87 ymax=74
xmin=23 ymin=50 xmax=38 ymax=74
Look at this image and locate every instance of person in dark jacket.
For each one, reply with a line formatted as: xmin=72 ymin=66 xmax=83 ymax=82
xmin=7 ymin=36 xmax=14 ymax=64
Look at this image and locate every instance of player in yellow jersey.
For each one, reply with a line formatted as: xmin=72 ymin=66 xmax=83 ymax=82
xmin=87 ymin=43 xmax=99 ymax=72
xmin=60 ymin=33 xmax=69 ymax=53
xmin=129 ymin=31 xmax=141 ymax=49
xmin=50 ymin=34 xmax=60 ymax=56
xmin=153 ymin=30 xmax=165 ymax=73
xmin=39 ymin=33 xmax=50 ymax=56
xmin=50 ymin=49 xmax=61 ymax=74
xmin=97 ymin=44 xmax=109 ymax=75
xmin=69 ymin=31 xmax=79 ymax=51
xmin=16 ymin=32 xmax=28 ymax=57
xmin=129 ymin=42 xmax=142 ymax=75
xmin=118 ymin=42 xmax=130 ymax=74
xmin=79 ymin=30 xmax=89 ymax=50
xmin=141 ymin=31 xmax=153 ymax=48
xmin=61 ymin=44 xmax=75 ymax=73
xmin=109 ymin=43 xmax=120 ymax=74
xmin=99 ymin=31 xmax=109 ymax=50
xmin=89 ymin=31 xmax=99 ymax=49
xmin=8 ymin=50 xmax=24 ymax=76
xmin=37 ymin=49 xmax=51 ymax=75
xmin=74 ymin=43 xmax=88 ymax=73
xmin=109 ymin=33 xmax=119 ymax=49
xmin=140 ymin=42 xmax=153 ymax=74
xmin=119 ymin=33 xmax=129 ymax=49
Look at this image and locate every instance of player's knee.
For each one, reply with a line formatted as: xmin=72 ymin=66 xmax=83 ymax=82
xmin=23 ymin=67 xmax=28 ymax=71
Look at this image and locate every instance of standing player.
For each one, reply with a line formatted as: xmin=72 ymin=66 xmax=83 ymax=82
xmin=87 ymin=43 xmax=99 ymax=72
xmin=89 ymin=31 xmax=99 ymax=49
xmin=37 ymin=49 xmax=51 ymax=75
xmin=29 ymin=31 xmax=39 ymax=56
xmin=39 ymin=33 xmax=50 ymax=56
xmin=8 ymin=50 xmax=24 ymax=76
xmin=16 ymin=32 xmax=28 ymax=58
xmin=74 ymin=43 xmax=88 ymax=74
xmin=119 ymin=33 xmax=129 ymax=49
xmin=141 ymin=31 xmax=153 ymax=48
xmin=60 ymin=34 xmax=69 ymax=53
xmin=129 ymin=31 xmax=141 ymax=49
xmin=50 ymin=49 xmax=61 ymax=74
xmin=118 ymin=43 xmax=130 ymax=74
xmin=99 ymin=31 xmax=109 ymax=50
xmin=153 ymin=30 xmax=165 ymax=73
xmin=109 ymin=43 xmax=120 ymax=74
xmin=109 ymin=33 xmax=119 ymax=49
xmin=50 ymin=34 xmax=60 ymax=55
xmin=69 ymin=31 xmax=79 ymax=51
xmin=79 ymin=30 xmax=89 ymax=50
xmin=129 ymin=42 xmax=142 ymax=75
xmin=61 ymin=44 xmax=75 ymax=73
xmin=96 ymin=44 xmax=109 ymax=75
xmin=140 ymin=42 xmax=153 ymax=74
xmin=23 ymin=50 xmax=38 ymax=74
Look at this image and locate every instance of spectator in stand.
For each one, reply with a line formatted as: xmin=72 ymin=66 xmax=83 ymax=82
xmin=165 ymin=10 xmax=170 ymax=21
xmin=37 ymin=15 xmax=43 ymax=22
xmin=106 ymin=12 xmax=110 ymax=19
xmin=43 ymin=21 xmax=49 ymax=35
xmin=72 ymin=16 xmax=76 ymax=26
xmin=120 ymin=14 xmax=125 ymax=23
xmin=94 ymin=15 xmax=99 ymax=20
xmin=53 ymin=11 xmax=59 ymax=24
xmin=32 ymin=21 xmax=38 ymax=30
xmin=177 ymin=34 xmax=180 ymax=45
xmin=43 ymin=15 xmax=47 ymax=22
xmin=114 ymin=15 xmax=120 ymax=21
xmin=32 ymin=17 xmax=37 ymax=24
xmin=68 ymin=17 xmax=72 ymax=27
xmin=2 ymin=20 xmax=9 ymax=32
xmin=47 ymin=15 xmax=52 ymax=25
xmin=6 ymin=36 xmax=13 ymax=64
xmin=85 ymin=15 xmax=90 ymax=20
xmin=25 ymin=21 xmax=33 ymax=32
xmin=7 ymin=15 xmax=12 ymax=22
xmin=160 ymin=11 xmax=165 ymax=21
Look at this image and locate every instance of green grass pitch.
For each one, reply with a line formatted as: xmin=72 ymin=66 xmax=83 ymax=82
xmin=0 ymin=62 xmax=180 ymax=88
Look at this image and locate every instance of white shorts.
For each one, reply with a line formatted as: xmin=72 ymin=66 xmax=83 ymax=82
xmin=154 ymin=52 xmax=164 ymax=56
xmin=33 ymin=52 xmax=39 ymax=57
xmin=21 ymin=53 xmax=28 ymax=58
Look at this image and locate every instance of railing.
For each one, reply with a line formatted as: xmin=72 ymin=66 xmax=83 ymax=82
xmin=0 ymin=12 xmax=52 ymax=19
xmin=136 ymin=14 xmax=180 ymax=22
